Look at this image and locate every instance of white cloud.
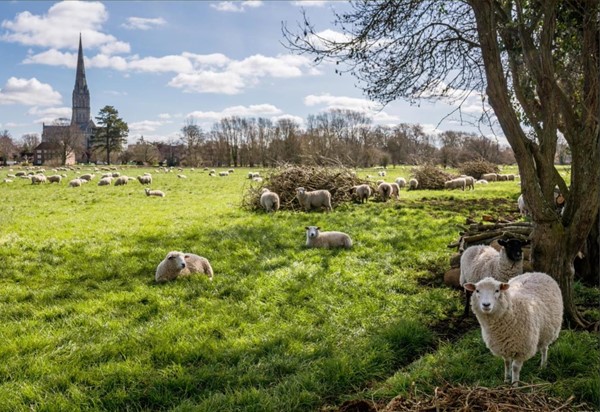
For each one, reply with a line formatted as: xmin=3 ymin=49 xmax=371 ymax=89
xmin=128 ymin=55 xmax=195 ymax=73
xmin=183 ymin=52 xmax=231 ymax=68
xmin=304 ymin=93 xmax=400 ymax=122
xmin=0 ymin=77 xmax=62 ymax=106
xmin=1 ymin=1 xmax=130 ymax=54
xmin=158 ymin=113 xmax=171 ymax=119
xmin=210 ymin=1 xmax=263 ymax=12
xmin=307 ymin=29 xmax=351 ymax=50
xmin=122 ymin=17 xmax=166 ymax=30
xmin=291 ymin=1 xmax=329 ymax=6
xmin=187 ymin=104 xmax=282 ymax=121
xmin=421 ymin=123 xmax=443 ymax=135
xmin=169 ymin=71 xmax=246 ymax=94
xmin=271 ymin=114 xmax=304 ymax=126
xmin=28 ymin=106 xmax=71 ymax=120
xmin=23 ymin=49 xmax=77 ymax=67
xmin=129 ymin=120 xmax=165 ymax=133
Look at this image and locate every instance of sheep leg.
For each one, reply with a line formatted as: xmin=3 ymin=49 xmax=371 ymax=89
xmin=503 ymin=358 xmax=512 ymax=383
xmin=540 ymin=346 xmax=548 ymax=368
xmin=511 ymin=359 xmax=523 ymax=386
xmin=461 ymin=290 xmax=472 ymax=318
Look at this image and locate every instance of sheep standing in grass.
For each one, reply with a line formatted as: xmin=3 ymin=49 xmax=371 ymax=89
xmin=155 ymin=251 xmax=214 ymax=282
xmin=444 ymin=177 xmax=466 ymax=191
xmin=260 ymin=188 xmax=280 ymax=212
xmin=31 ymin=174 xmax=47 ymax=184
xmin=79 ymin=173 xmax=95 ymax=182
xmin=114 ymin=176 xmax=129 ymax=186
xmin=47 ymin=175 xmax=62 ymax=184
xmin=352 ymin=184 xmax=372 ymax=203
xmin=461 ymin=175 xmax=475 ymax=190
xmin=395 ymin=177 xmax=407 ymax=189
xmin=296 ymin=187 xmax=333 ymax=212
xmin=69 ymin=178 xmax=84 ymax=187
xmin=459 ymin=239 xmax=526 ymax=317
xmin=408 ymin=178 xmax=419 ymax=190
xmin=464 ymin=272 xmax=563 ymax=385
xmin=482 ymin=173 xmax=498 ymax=182
xmin=305 ymin=226 xmax=352 ymax=249
xmin=137 ymin=175 xmax=152 ymax=185
xmin=145 ymin=188 xmax=165 ymax=197
xmin=98 ymin=177 xmax=112 ymax=186
xmin=377 ymin=182 xmax=393 ymax=202
xmin=390 ymin=182 xmax=400 ymax=199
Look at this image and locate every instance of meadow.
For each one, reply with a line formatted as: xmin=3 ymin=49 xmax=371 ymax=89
xmin=0 ymin=165 xmax=597 ymax=411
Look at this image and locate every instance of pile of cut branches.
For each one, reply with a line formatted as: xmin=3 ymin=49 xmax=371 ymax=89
xmin=242 ymin=164 xmax=373 ymax=211
xmin=411 ymin=165 xmax=454 ymax=190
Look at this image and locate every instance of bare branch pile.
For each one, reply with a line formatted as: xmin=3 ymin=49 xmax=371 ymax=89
xmin=458 ymin=159 xmax=500 ymax=179
xmin=411 ymin=165 xmax=454 ymax=190
xmin=242 ymin=165 xmax=372 ymax=211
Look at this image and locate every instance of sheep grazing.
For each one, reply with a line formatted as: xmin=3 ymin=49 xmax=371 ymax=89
xmin=30 ymin=174 xmax=47 ymax=185
xmin=68 ymin=178 xmax=84 ymax=187
xmin=155 ymin=251 xmax=214 ymax=282
xmin=352 ymin=184 xmax=372 ymax=203
xmin=459 ymin=238 xmax=526 ymax=317
xmin=305 ymin=226 xmax=352 ymax=249
xmin=228 ymin=169 xmax=235 ymax=173
xmin=47 ymin=175 xmax=62 ymax=184
xmin=137 ymin=175 xmax=152 ymax=185
xmin=408 ymin=178 xmax=419 ymax=190
xmin=259 ymin=188 xmax=280 ymax=212
xmin=444 ymin=177 xmax=466 ymax=191
xmin=248 ymin=172 xmax=260 ymax=179
xmin=377 ymin=182 xmax=393 ymax=202
xmin=79 ymin=173 xmax=95 ymax=182
xmin=218 ymin=171 xmax=229 ymax=177
xmin=390 ymin=182 xmax=400 ymax=199
xmin=98 ymin=177 xmax=112 ymax=186
xmin=295 ymin=187 xmax=333 ymax=212
xmin=395 ymin=177 xmax=407 ymax=189
xmin=482 ymin=173 xmax=498 ymax=182
xmin=464 ymin=272 xmax=563 ymax=385
xmin=460 ymin=175 xmax=475 ymax=190
xmin=114 ymin=176 xmax=129 ymax=186
xmin=145 ymin=188 xmax=165 ymax=197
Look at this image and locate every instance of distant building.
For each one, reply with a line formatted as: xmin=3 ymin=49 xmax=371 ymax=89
xmin=41 ymin=34 xmax=95 ymax=163
xmin=33 ymin=141 xmax=76 ymax=166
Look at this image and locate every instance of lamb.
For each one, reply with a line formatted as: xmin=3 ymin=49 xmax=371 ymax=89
xmin=98 ymin=177 xmax=112 ymax=186
xmin=444 ymin=177 xmax=466 ymax=191
xmin=137 ymin=175 xmax=152 ymax=185
xmin=259 ymin=188 xmax=280 ymax=212
xmin=352 ymin=184 xmax=372 ymax=203
xmin=155 ymin=251 xmax=214 ymax=282
xmin=31 ymin=174 xmax=47 ymax=184
xmin=145 ymin=188 xmax=165 ymax=197
xmin=408 ymin=178 xmax=418 ymax=190
xmin=459 ymin=238 xmax=526 ymax=317
xmin=395 ymin=177 xmax=407 ymax=189
xmin=464 ymin=272 xmax=563 ymax=385
xmin=305 ymin=226 xmax=352 ymax=249
xmin=377 ymin=182 xmax=393 ymax=202
xmin=295 ymin=187 xmax=333 ymax=212
xmin=47 ymin=175 xmax=62 ymax=184
xmin=114 ymin=176 xmax=129 ymax=186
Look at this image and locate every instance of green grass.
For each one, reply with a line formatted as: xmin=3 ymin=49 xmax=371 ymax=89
xmin=0 ymin=164 xmax=596 ymax=411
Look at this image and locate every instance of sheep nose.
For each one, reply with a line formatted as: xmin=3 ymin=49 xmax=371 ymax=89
xmin=181 ymin=263 xmax=186 ymax=268
xmin=482 ymin=302 xmax=490 ymax=308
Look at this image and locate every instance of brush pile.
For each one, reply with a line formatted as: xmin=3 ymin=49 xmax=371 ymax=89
xmin=458 ymin=159 xmax=500 ymax=179
xmin=411 ymin=165 xmax=453 ymax=190
xmin=242 ymin=165 xmax=372 ymax=211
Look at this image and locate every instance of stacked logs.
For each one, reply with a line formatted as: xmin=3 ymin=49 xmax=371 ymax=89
xmin=444 ymin=220 xmax=534 ymax=288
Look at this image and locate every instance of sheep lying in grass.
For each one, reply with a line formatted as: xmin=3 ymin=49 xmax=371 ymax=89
xmin=305 ymin=226 xmax=352 ymax=249
xmin=155 ymin=251 xmax=214 ymax=282
xmin=444 ymin=177 xmax=466 ymax=191
xmin=464 ymin=272 xmax=563 ymax=385
xmin=459 ymin=239 xmax=526 ymax=317
xmin=260 ymin=188 xmax=280 ymax=212
xmin=177 ymin=174 xmax=187 ymax=179
xmin=352 ymin=184 xmax=372 ymax=203
xmin=296 ymin=187 xmax=332 ymax=212
xmin=145 ymin=188 xmax=165 ymax=197
xmin=218 ymin=171 xmax=229 ymax=177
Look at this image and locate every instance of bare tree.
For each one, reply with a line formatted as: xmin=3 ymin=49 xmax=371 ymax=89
xmin=180 ymin=120 xmax=205 ymax=167
xmin=128 ymin=136 xmax=160 ymax=165
xmin=284 ymin=0 xmax=600 ymax=328
xmin=0 ymin=130 xmax=17 ymax=165
xmin=46 ymin=118 xmax=83 ymax=165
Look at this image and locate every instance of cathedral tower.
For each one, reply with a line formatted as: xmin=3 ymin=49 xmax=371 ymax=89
xmin=72 ymin=34 xmax=91 ymax=128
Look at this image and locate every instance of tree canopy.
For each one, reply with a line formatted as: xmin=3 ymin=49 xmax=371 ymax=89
xmin=92 ymin=105 xmax=129 ymax=165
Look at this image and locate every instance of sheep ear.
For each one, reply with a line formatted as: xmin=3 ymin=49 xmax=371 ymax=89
xmin=500 ymin=283 xmax=510 ymax=291
xmin=498 ymin=239 xmax=507 ymax=246
xmin=464 ymin=283 xmax=476 ymax=292
xmin=305 ymin=227 xmax=310 ymax=230
xmin=316 ymin=227 xmax=320 ymax=230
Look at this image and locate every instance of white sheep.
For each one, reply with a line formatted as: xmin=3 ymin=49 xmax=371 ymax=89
xmin=517 ymin=194 xmax=529 ymax=216
xmin=352 ymin=184 xmax=372 ymax=203
xmin=145 ymin=188 xmax=165 ymax=197
xmin=114 ymin=176 xmax=129 ymax=186
xmin=248 ymin=172 xmax=260 ymax=179
xmin=137 ymin=175 xmax=152 ymax=185
xmin=295 ymin=187 xmax=333 ymax=212
xmin=482 ymin=173 xmax=498 ymax=182
xmin=390 ymin=182 xmax=400 ymax=199
xmin=68 ymin=178 xmax=84 ymax=187
xmin=177 ymin=174 xmax=187 ymax=179
xmin=378 ymin=171 xmax=387 ymax=177
xmin=260 ymin=188 xmax=280 ymax=212
xmin=459 ymin=238 xmax=526 ymax=317
xmin=98 ymin=177 xmax=112 ymax=186
xmin=476 ymin=179 xmax=489 ymax=185
xmin=155 ymin=251 xmax=214 ymax=282
xmin=218 ymin=171 xmax=229 ymax=177
xmin=3 ymin=178 xmax=13 ymax=183
xmin=377 ymin=182 xmax=393 ymax=202
xmin=408 ymin=178 xmax=419 ymax=190
xmin=464 ymin=272 xmax=563 ymax=385
xmin=444 ymin=177 xmax=466 ymax=191
xmin=31 ymin=174 xmax=47 ymax=185
xmin=47 ymin=175 xmax=62 ymax=184
xmin=460 ymin=175 xmax=475 ymax=190
xmin=79 ymin=173 xmax=95 ymax=181
xmin=395 ymin=177 xmax=407 ymax=189
xmin=305 ymin=226 xmax=352 ymax=249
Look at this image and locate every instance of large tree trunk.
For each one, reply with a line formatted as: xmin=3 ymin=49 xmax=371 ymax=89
xmin=575 ymin=211 xmax=600 ymax=286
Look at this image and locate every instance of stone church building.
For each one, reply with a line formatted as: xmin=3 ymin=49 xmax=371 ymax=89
xmin=36 ymin=35 xmax=95 ymax=165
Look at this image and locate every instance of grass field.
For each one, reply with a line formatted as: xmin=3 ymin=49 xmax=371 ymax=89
xmin=0 ymin=165 xmax=597 ymax=411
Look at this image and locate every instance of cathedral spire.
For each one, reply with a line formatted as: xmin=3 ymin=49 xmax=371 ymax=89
xmin=75 ymin=33 xmax=87 ymax=90
xmin=72 ymin=33 xmax=90 ymax=127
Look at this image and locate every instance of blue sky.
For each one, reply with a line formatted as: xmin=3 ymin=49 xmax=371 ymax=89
xmin=0 ymin=1 xmax=496 ymax=145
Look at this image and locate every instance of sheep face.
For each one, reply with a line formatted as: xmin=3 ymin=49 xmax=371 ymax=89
xmin=305 ymin=226 xmax=320 ymax=239
xmin=498 ymin=239 xmax=526 ymax=262
xmin=167 ymin=252 xmax=186 ymax=270
xmin=464 ymin=277 xmax=510 ymax=314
